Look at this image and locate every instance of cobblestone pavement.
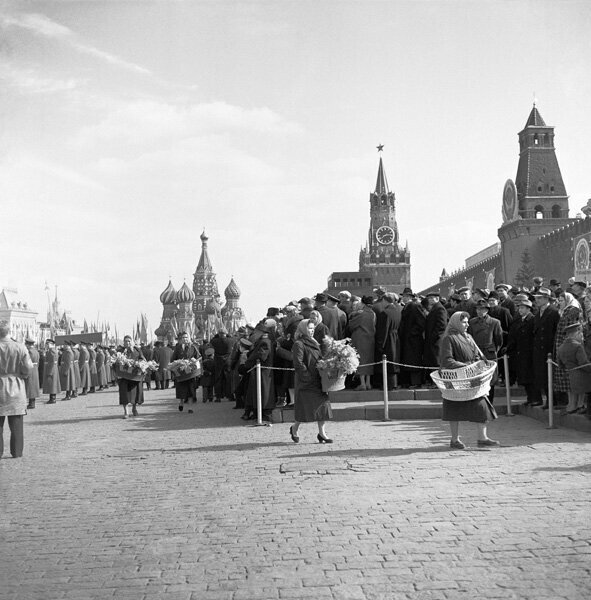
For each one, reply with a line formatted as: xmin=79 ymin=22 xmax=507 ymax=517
xmin=1 ymin=387 xmax=590 ymax=600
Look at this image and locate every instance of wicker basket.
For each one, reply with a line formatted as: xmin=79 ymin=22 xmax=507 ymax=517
xmin=430 ymin=360 xmax=497 ymax=401
xmin=319 ymin=369 xmax=346 ymax=392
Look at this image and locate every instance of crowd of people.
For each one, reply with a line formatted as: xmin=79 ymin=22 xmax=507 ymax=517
xmin=2 ymin=274 xmax=591 ymax=457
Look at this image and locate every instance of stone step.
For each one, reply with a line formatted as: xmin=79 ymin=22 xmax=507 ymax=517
xmin=273 ymin=397 xmax=526 ymax=423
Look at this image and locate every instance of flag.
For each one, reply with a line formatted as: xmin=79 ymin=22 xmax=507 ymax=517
xmin=83 ymin=319 xmax=89 ymax=333
xmin=140 ymin=313 xmax=148 ymax=344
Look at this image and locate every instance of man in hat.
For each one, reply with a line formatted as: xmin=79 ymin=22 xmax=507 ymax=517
xmin=506 ymin=298 xmax=538 ymax=405
xmin=469 ymin=300 xmax=503 ymax=403
xmin=42 ymin=339 xmax=61 ymax=403
xmin=532 ymin=287 xmax=560 ymax=406
xmin=24 ymin=339 xmax=40 ymax=410
xmin=0 ymin=321 xmax=33 ymax=458
xmin=59 ymin=341 xmax=76 ymax=400
xmin=571 ymin=281 xmax=588 ymax=320
xmin=372 ymin=293 xmax=402 ymax=390
xmin=446 ymin=293 xmax=462 ymax=318
xmin=327 ymin=293 xmax=347 ymax=338
xmin=78 ymin=341 xmax=91 ymax=395
xmin=549 ymin=279 xmax=563 ymax=298
xmin=457 ymin=287 xmax=477 ymax=318
xmin=532 ymin=277 xmax=544 ymax=295
xmin=314 ymin=293 xmax=341 ymax=339
xmin=423 ymin=292 xmax=448 ymax=372
xmin=231 ymin=337 xmax=252 ymax=410
xmin=298 ymin=297 xmax=313 ymax=319
xmin=211 ymin=329 xmax=236 ymax=401
xmin=495 ymin=284 xmax=516 ymax=318
xmin=399 ymin=289 xmax=425 ymax=388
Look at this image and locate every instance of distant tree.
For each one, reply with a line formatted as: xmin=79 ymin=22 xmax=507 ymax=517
xmin=514 ymin=248 xmax=536 ymax=289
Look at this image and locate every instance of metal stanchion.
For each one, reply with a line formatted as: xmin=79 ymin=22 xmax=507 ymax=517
xmin=503 ymin=354 xmax=513 ymax=416
xmin=382 ymin=354 xmax=389 ymax=421
xmin=256 ymin=360 xmax=264 ymax=426
xmin=547 ymin=353 xmax=556 ymax=429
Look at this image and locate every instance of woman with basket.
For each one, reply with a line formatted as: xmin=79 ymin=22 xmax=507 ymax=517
xmin=436 ymin=312 xmax=500 ymax=449
xmin=289 ymin=319 xmax=333 ymax=444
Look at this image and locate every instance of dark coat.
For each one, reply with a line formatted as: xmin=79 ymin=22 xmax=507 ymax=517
xmin=506 ymin=312 xmax=535 ymax=385
xmin=171 ymin=343 xmax=201 ymax=382
xmin=78 ymin=345 xmax=91 ymax=388
xmin=347 ymin=306 xmax=376 ymax=375
xmin=59 ymin=346 xmax=76 ymax=391
xmin=423 ymin=302 xmax=448 ymax=368
xmin=42 ymin=347 xmax=61 ymax=395
xmin=553 ymin=305 xmax=582 ymax=393
xmin=25 ymin=347 xmax=41 ymax=399
xmin=375 ymin=303 xmax=402 ymax=369
xmin=316 ymin=306 xmax=342 ymax=340
xmin=292 ymin=337 xmax=331 ymax=423
xmin=399 ymin=301 xmax=426 ymax=372
xmin=95 ymin=348 xmax=108 ymax=386
xmin=557 ymin=338 xmax=591 ymax=394
xmin=532 ymin=304 xmax=560 ymax=390
xmin=468 ymin=315 xmax=503 ymax=360
xmin=501 ymin=297 xmax=517 ymax=318
xmin=488 ymin=305 xmax=513 ymax=338
xmin=89 ymin=347 xmax=98 ymax=387
xmin=245 ymin=334 xmax=275 ymax=410
xmin=72 ymin=347 xmax=81 ymax=388
xmin=154 ymin=345 xmax=173 ymax=381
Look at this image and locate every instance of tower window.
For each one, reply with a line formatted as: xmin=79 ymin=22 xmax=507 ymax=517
xmin=534 ymin=134 xmax=539 ymax=145
xmin=552 ymin=205 xmax=561 ymax=218
xmin=550 ymin=185 xmax=555 ymax=193
xmin=534 ymin=205 xmax=544 ymax=219
xmin=537 ymin=184 xmax=542 ymax=192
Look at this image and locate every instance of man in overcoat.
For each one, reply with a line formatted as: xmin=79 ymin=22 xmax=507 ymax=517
xmin=506 ymin=299 xmax=538 ymax=404
xmin=78 ymin=342 xmax=91 ymax=395
xmin=423 ymin=292 xmax=448 ymax=372
xmin=71 ymin=343 xmax=81 ymax=397
xmin=532 ymin=287 xmax=560 ymax=405
xmin=59 ymin=342 xmax=76 ymax=400
xmin=24 ymin=339 xmax=40 ymax=410
xmin=43 ymin=339 xmax=61 ymax=403
xmin=495 ymin=284 xmax=517 ymax=318
xmin=326 ymin=294 xmax=347 ymax=339
xmin=314 ymin=293 xmax=341 ymax=339
xmin=244 ymin=325 xmax=275 ymax=423
xmin=374 ymin=293 xmax=402 ymax=390
xmin=469 ymin=300 xmax=503 ymax=403
xmin=211 ymin=330 xmax=235 ymax=401
xmin=399 ymin=290 xmax=426 ymax=388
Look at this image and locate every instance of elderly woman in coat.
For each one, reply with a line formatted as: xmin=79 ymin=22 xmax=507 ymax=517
xmin=289 ymin=319 xmax=333 ymax=443
xmin=0 ymin=321 xmax=33 ymax=458
xmin=553 ymin=292 xmax=582 ymax=403
xmin=347 ymin=296 xmax=376 ymax=391
xmin=438 ymin=312 xmax=499 ymax=449
xmin=557 ymin=322 xmax=591 ymax=415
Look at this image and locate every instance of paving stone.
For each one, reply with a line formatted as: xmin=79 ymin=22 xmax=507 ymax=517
xmin=1 ymin=389 xmax=590 ymax=599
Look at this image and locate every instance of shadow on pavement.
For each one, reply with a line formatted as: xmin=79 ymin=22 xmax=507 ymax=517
xmin=138 ymin=441 xmax=288 ymax=453
xmin=535 ymin=464 xmax=591 ymax=473
xmin=280 ymin=446 xmax=466 ymax=459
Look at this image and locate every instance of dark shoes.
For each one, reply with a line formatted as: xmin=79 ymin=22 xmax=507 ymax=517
xmin=317 ymin=433 xmax=333 ymax=444
xmin=178 ymin=405 xmax=183 ymax=412
xmin=450 ymin=440 xmax=466 ymax=450
xmin=132 ymin=405 xmax=138 ymax=416
xmin=289 ymin=426 xmax=299 ymax=443
xmin=477 ymin=438 xmax=500 ymax=447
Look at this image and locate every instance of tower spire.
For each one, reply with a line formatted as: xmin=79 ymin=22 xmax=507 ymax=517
xmin=374 ymin=157 xmax=389 ymax=195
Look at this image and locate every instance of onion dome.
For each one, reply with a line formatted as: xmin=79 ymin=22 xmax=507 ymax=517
xmin=224 ymin=277 xmax=241 ymax=300
xmin=176 ymin=281 xmax=195 ymax=304
xmin=154 ymin=324 xmax=167 ymax=337
xmin=159 ymin=280 xmax=177 ymax=305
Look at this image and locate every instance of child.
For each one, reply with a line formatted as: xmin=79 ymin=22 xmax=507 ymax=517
xmin=557 ymin=322 xmax=591 ymax=415
xmin=200 ymin=348 xmax=215 ymax=403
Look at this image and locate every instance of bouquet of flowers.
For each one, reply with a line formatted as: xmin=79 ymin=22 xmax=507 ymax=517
xmin=317 ymin=338 xmax=360 ymax=375
xmin=113 ymin=353 xmax=159 ymax=374
xmin=135 ymin=359 xmax=159 ymax=374
xmin=169 ymin=357 xmax=201 ymax=376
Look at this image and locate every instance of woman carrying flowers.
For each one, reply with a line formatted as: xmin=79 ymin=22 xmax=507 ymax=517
xmin=171 ymin=332 xmax=201 ymax=413
xmin=289 ymin=319 xmax=333 ymax=444
xmin=114 ymin=335 xmax=145 ymax=418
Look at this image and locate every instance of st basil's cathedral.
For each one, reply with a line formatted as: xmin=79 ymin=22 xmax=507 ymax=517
xmin=154 ymin=231 xmax=246 ymax=342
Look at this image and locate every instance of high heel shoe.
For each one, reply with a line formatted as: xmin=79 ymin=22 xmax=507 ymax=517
xmin=317 ymin=433 xmax=333 ymax=444
xmin=289 ymin=426 xmax=299 ymax=443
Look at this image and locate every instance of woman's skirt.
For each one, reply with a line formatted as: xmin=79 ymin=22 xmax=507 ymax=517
xmin=442 ymin=396 xmax=497 ymax=423
xmin=294 ymin=388 xmax=333 ymax=422
xmin=118 ymin=379 xmax=144 ymax=406
xmin=175 ymin=378 xmax=197 ymax=401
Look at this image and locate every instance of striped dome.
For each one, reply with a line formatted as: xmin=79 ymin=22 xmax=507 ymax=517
xmin=159 ymin=280 xmax=177 ymax=305
xmin=224 ymin=277 xmax=241 ymax=300
xmin=176 ymin=281 xmax=195 ymax=304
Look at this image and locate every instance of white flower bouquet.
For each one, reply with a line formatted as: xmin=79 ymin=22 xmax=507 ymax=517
xmin=316 ymin=338 xmax=360 ymax=392
xmin=169 ymin=357 xmax=201 ymax=376
xmin=114 ymin=353 xmax=159 ymax=374
xmin=317 ymin=338 xmax=360 ymax=375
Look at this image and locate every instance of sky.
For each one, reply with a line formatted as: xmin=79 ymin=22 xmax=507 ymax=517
xmin=1 ymin=0 xmax=591 ymax=335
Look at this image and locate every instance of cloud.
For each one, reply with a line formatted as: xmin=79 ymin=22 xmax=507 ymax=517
xmin=1 ymin=12 xmax=151 ymax=75
xmin=77 ymin=99 xmax=303 ymax=147
xmin=20 ymin=157 xmax=107 ymax=192
xmin=0 ymin=61 xmax=80 ymax=94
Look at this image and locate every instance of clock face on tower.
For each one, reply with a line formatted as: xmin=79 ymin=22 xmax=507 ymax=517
xmin=376 ymin=225 xmax=394 ymax=245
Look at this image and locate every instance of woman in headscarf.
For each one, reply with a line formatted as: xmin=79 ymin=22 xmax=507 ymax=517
xmin=346 ymin=296 xmax=376 ymax=391
xmin=308 ymin=310 xmax=330 ymax=345
xmin=438 ymin=311 xmax=499 ymax=449
xmin=553 ymin=292 xmax=582 ymax=401
xmin=289 ymin=319 xmax=333 ymax=443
